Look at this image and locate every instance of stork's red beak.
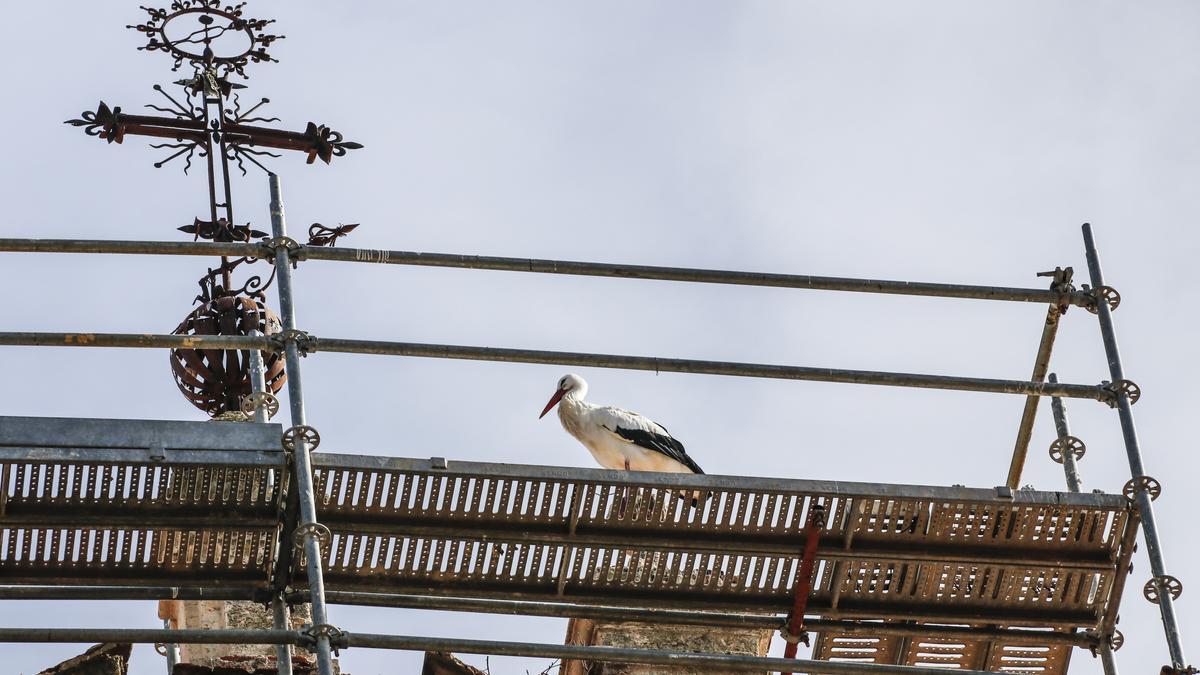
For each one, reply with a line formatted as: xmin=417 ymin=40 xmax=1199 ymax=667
xmin=539 ymin=388 xmax=566 ymax=419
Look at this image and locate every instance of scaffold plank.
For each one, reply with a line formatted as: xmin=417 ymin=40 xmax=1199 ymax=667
xmin=304 ymin=456 xmax=1133 ymax=630
xmin=0 ymin=416 xmax=283 ymax=587
xmin=812 ymin=623 xmax=1074 ymax=673
xmin=0 ymin=418 xmax=1136 ymax=673
xmin=0 ymin=416 xmax=282 ymax=452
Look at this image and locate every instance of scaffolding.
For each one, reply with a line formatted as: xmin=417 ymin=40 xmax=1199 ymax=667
xmin=0 ymin=190 xmax=1189 ymax=674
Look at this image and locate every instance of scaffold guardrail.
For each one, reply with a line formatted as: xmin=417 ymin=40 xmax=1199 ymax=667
xmin=0 ymin=181 xmax=1187 ymax=674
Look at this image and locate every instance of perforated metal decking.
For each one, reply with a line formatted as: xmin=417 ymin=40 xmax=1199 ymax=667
xmin=0 ymin=417 xmax=283 ymax=591
xmin=0 ymin=416 xmax=1136 ymax=674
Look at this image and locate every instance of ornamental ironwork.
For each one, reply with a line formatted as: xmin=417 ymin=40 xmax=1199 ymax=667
xmin=65 ymin=1 xmax=364 ymax=416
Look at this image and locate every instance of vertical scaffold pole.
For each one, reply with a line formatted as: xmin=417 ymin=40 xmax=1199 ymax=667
xmin=246 ymin=330 xmax=269 ymax=425
xmin=1048 ymin=372 xmax=1117 ymax=675
xmin=1100 ymin=644 xmax=1120 ymax=675
xmin=272 ymin=597 xmax=294 ymax=675
xmin=247 ymin=335 xmax=294 ymax=675
xmin=161 ymin=618 xmax=179 ymax=674
xmin=1047 ymin=373 xmax=1083 ymax=493
xmin=1082 ymin=223 xmax=1187 ymax=670
xmin=269 ymin=174 xmax=335 ymax=675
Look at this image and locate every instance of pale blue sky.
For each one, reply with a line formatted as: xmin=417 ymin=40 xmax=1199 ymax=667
xmin=2 ymin=2 xmax=1197 ymax=673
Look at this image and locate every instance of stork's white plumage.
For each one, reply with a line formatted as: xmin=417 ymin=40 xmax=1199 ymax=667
xmin=538 ymin=374 xmax=704 ymax=475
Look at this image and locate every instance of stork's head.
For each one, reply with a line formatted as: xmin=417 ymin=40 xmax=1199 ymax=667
xmin=539 ymin=373 xmax=588 ymax=418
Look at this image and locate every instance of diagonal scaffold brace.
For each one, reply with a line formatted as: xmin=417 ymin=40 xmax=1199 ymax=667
xmin=781 ymin=501 xmax=827 ymax=673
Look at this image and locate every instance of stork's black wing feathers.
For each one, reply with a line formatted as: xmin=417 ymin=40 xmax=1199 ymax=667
xmin=611 ymin=425 xmax=705 ymax=474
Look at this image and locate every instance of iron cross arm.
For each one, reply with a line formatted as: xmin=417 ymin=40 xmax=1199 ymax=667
xmin=65 ymin=102 xmax=207 ymax=145
xmin=223 ymin=121 xmax=364 ymax=165
xmin=66 ymin=102 xmax=362 ymax=165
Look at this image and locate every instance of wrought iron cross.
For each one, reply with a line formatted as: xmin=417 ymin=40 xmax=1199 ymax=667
xmin=64 ymin=1 xmax=362 ymax=417
xmin=66 ymin=1 xmax=362 ymax=301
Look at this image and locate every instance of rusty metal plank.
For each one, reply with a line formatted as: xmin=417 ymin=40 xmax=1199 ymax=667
xmin=813 ymin=623 xmax=1074 ymax=675
xmin=0 ymin=435 xmax=1135 ymax=645
xmin=301 ymin=456 xmax=1136 ymax=631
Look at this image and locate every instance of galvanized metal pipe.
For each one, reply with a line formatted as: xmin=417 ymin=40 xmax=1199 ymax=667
xmin=1100 ymin=641 xmax=1120 ymax=675
xmin=249 ymin=334 xmax=294 ymax=675
xmin=0 ymin=586 xmax=257 ymax=601
xmin=0 ymin=332 xmax=265 ymax=349
xmin=0 ymin=238 xmax=258 ymax=258
xmin=305 ymin=591 xmax=1096 ymax=648
xmin=1048 ymin=369 xmax=1109 ymax=672
xmin=344 ymin=631 xmax=1000 ymax=675
xmin=0 ymin=626 xmax=1015 ymax=674
xmin=0 ymin=584 xmax=1097 ymax=649
xmin=1083 ymin=223 xmax=1188 ymax=669
xmin=0 ymin=628 xmax=306 ymax=645
xmin=272 ymin=597 xmax=294 ymax=675
xmin=0 ymin=238 xmax=1093 ymax=307
xmin=1006 ymin=294 xmax=1065 ymax=488
xmin=161 ymin=618 xmax=179 ymax=674
xmin=312 ymin=337 xmax=1111 ymax=400
xmin=1048 ymin=373 xmax=1082 ymax=492
xmin=247 ymin=330 xmax=270 ymax=425
xmin=319 ymin=587 xmax=1096 ymax=627
xmin=0 ymin=331 xmax=1111 ymax=400
xmin=301 ymin=246 xmax=1095 ymax=307
xmin=269 ymin=175 xmax=335 ymax=675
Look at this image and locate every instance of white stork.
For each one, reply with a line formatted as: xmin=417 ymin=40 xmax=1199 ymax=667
xmin=538 ymin=373 xmax=706 ymax=479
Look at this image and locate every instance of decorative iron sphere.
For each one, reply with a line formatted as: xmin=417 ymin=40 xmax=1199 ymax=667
xmin=170 ymin=295 xmax=286 ymax=417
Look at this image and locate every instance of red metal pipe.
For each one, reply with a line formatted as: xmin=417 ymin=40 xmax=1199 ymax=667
xmin=782 ymin=502 xmax=826 ymax=673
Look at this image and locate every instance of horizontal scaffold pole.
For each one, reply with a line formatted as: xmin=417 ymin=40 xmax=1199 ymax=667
xmin=0 ymin=332 xmax=265 ymax=350
xmin=309 ymin=591 xmax=1097 ymax=648
xmin=0 ymin=587 xmax=1097 ymax=649
xmin=0 ymin=627 xmax=1004 ymax=675
xmin=315 ymin=337 xmax=1109 ymax=400
xmin=0 ymin=238 xmax=1092 ymax=306
xmin=0 ymin=239 xmax=258 ymax=258
xmin=345 ymin=631 xmax=1001 ymax=675
xmin=0 ymin=586 xmax=258 ymax=601
xmin=0 ymin=628 xmax=304 ymax=645
xmin=0 ymin=332 xmax=1111 ymax=401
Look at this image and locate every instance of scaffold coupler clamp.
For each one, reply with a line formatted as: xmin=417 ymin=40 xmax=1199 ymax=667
xmin=293 ymin=522 xmax=332 ymax=551
xmin=304 ymin=622 xmax=348 ymax=655
xmin=1144 ymin=574 xmax=1183 ymax=604
xmin=241 ymin=391 xmax=280 ymax=420
xmin=778 ymin=624 xmax=810 ymax=647
xmin=1123 ymin=475 xmax=1162 ymax=503
xmin=1160 ymin=666 xmax=1199 ymax=675
xmin=1037 ymin=266 xmax=1076 ymax=313
xmin=1088 ymin=628 xmax=1124 ymax=657
xmin=1099 ymin=379 xmax=1141 ymax=408
xmin=1080 ymin=282 xmax=1121 ymax=314
xmin=1048 ymin=434 xmax=1086 ymax=464
xmin=263 ymin=236 xmax=304 ymax=267
xmin=282 ymin=425 xmax=321 ymax=452
xmin=273 ymin=329 xmax=316 ymax=356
